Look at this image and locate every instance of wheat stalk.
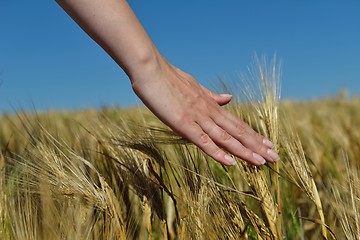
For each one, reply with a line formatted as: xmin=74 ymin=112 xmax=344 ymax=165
xmin=281 ymin=125 xmax=328 ymax=239
xmin=330 ymin=153 xmax=360 ymax=240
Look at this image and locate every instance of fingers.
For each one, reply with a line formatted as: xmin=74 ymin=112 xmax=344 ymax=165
xmin=200 ymin=119 xmax=267 ymax=166
xmin=179 ymin=122 xmax=237 ymax=166
xmin=176 ymin=114 xmax=277 ymax=166
xmin=198 ymin=86 xmax=278 ymax=163
xmin=175 ymin=94 xmax=279 ymax=165
xmin=201 ymin=86 xmax=232 ymax=106
xmin=172 ymin=93 xmax=279 ymax=166
xmin=213 ymin=109 xmax=280 ymax=163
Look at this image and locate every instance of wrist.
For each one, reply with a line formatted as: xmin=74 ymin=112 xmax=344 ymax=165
xmin=125 ymin=45 xmax=160 ymax=81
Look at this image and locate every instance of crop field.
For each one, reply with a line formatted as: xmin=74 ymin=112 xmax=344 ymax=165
xmin=1 ymin=61 xmax=359 ymax=239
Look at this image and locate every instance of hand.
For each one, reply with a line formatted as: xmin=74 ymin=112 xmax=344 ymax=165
xmin=56 ymin=0 xmax=280 ymax=166
xmin=131 ymin=56 xmax=279 ymax=166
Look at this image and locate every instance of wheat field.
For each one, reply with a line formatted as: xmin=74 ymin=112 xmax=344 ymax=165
xmin=1 ymin=58 xmax=359 ymax=239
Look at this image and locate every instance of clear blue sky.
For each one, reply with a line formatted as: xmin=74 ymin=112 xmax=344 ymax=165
xmin=1 ymin=1 xmax=359 ymax=113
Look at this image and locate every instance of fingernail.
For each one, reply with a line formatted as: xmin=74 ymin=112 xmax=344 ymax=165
xmin=263 ymin=138 xmax=274 ymax=148
xmin=224 ymin=154 xmax=237 ymax=165
xmin=267 ymin=149 xmax=280 ymax=162
xmin=253 ymin=153 xmax=266 ymax=165
xmin=220 ymin=94 xmax=233 ymax=98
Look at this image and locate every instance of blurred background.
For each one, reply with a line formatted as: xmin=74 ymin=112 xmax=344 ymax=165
xmin=1 ymin=0 xmax=359 ymax=113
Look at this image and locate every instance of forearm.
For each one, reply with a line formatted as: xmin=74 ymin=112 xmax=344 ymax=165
xmin=56 ymin=0 xmax=279 ymax=166
xmin=56 ymin=0 xmax=160 ymax=81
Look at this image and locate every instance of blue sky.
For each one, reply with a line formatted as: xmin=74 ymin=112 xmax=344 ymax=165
xmin=1 ymin=1 xmax=359 ymax=113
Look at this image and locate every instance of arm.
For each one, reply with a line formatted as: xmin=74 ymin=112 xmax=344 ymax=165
xmin=56 ymin=0 xmax=279 ymax=166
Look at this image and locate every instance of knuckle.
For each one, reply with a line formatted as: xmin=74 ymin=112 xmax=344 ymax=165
xmin=255 ymin=142 xmax=266 ymax=152
xmin=255 ymin=133 xmax=264 ymax=144
xmin=197 ymin=99 xmax=207 ymax=110
xmin=199 ymin=133 xmax=211 ymax=146
xmin=211 ymin=148 xmax=223 ymax=159
xmin=255 ymin=144 xmax=263 ymax=153
xmin=219 ymin=129 xmax=232 ymax=142
xmin=241 ymin=148 xmax=252 ymax=160
xmin=235 ymin=124 xmax=247 ymax=138
xmin=207 ymin=90 xmax=215 ymax=98
xmin=172 ymin=114 xmax=188 ymax=130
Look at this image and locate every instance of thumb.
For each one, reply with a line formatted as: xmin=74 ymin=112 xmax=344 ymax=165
xmin=202 ymin=87 xmax=232 ymax=106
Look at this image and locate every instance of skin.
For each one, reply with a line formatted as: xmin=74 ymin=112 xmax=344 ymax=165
xmin=56 ymin=0 xmax=280 ymax=166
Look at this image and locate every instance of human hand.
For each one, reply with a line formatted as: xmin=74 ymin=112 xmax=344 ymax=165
xmin=55 ymin=0 xmax=278 ymax=166
xmin=131 ymin=56 xmax=280 ymax=166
